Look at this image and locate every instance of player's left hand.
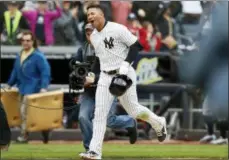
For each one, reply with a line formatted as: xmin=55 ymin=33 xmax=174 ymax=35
xmin=119 ymin=61 xmax=129 ymax=75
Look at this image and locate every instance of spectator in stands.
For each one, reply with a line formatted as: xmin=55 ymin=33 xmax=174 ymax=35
xmin=0 ymin=1 xmax=30 ymax=45
xmin=154 ymin=2 xmax=179 ymax=83
xmin=111 ymin=1 xmax=132 ymax=26
xmin=139 ymin=21 xmax=161 ymax=52
xmin=126 ymin=13 xmax=141 ymax=38
xmin=156 ymin=2 xmax=177 ymax=52
xmin=54 ymin=1 xmax=81 ymax=45
xmin=22 ymin=0 xmax=62 ymax=45
xmin=5 ymin=31 xmax=51 ymax=143
xmin=22 ymin=1 xmax=37 ymax=11
xmin=131 ymin=1 xmax=160 ymax=25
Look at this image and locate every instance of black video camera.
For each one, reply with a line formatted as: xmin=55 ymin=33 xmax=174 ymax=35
xmin=69 ymin=59 xmax=91 ymax=90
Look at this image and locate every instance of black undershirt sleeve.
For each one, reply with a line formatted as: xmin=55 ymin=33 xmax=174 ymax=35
xmin=124 ymin=40 xmax=143 ymax=64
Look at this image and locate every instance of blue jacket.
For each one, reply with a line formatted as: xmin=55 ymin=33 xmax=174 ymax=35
xmin=7 ymin=49 xmax=51 ymax=95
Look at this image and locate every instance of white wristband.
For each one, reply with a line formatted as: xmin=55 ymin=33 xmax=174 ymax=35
xmin=119 ymin=61 xmax=130 ymax=75
xmin=121 ymin=61 xmax=130 ymax=68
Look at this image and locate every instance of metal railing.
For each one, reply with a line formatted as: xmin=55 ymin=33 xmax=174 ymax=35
xmin=1 ymin=45 xmax=173 ymax=59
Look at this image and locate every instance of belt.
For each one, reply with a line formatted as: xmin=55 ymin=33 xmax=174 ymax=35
xmin=102 ymin=69 xmax=118 ymax=75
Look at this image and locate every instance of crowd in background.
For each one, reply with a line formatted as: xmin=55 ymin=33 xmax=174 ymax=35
xmin=0 ymin=0 xmax=211 ymax=53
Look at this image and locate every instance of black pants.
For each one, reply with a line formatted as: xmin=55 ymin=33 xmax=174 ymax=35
xmin=0 ymin=101 xmax=11 ymax=145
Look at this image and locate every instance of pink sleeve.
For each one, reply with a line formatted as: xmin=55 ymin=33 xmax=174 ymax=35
xmin=22 ymin=10 xmax=36 ymax=21
xmin=47 ymin=6 xmax=62 ymax=20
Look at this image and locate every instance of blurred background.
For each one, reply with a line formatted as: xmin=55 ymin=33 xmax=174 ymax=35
xmin=0 ymin=0 xmax=228 ymax=145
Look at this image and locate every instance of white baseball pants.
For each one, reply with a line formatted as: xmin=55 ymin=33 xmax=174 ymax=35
xmin=89 ymin=66 xmax=163 ymax=155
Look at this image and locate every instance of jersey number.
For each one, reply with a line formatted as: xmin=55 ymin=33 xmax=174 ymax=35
xmin=104 ymin=37 xmax=114 ymax=49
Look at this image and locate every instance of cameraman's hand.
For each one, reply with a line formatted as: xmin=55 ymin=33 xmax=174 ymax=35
xmin=84 ymin=81 xmax=91 ymax=87
xmin=84 ymin=77 xmax=93 ymax=87
xmin=84 ymin=72 xmax=95 ymax=87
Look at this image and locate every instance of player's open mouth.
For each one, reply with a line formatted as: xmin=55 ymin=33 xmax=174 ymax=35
xmin=90 ymin=20 xmax=94 ymax=25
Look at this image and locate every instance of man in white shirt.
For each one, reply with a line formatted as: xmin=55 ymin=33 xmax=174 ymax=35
xmin=80 ymin=4 xmax=167 ymax=160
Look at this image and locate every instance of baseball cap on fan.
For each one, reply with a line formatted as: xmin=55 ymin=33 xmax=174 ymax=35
xmin=127 ymin=13 xmax=137 ymax=21
xmin=85 ymin=23 xmax=94 ymax=31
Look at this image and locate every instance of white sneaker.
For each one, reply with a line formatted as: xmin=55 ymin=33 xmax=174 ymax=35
xmin=79 ymin=151 xmax=87 ymax=157
xmin=210 ymin=137 xmax=228 ymax=145
xmin=16 ymin=136 xmax=28 ymax=143
xmin=80 ymin=150 xmax=102 ymax=160
xmin=154 ymin=117 xmax=167 ymax=142
xmin=199 ymin=134 xmax=216 ymax=143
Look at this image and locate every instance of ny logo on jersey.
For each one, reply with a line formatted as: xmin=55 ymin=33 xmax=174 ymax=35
xmin=104 ymin=37 xmax=114 ymax=49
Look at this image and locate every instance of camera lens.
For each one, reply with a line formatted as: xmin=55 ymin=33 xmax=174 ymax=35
xmin=78 ymin=67 xmax=86 ymax=76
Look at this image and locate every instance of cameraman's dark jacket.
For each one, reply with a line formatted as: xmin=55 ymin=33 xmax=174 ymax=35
xmin=72 ymin=42 xmax=100 ymax=98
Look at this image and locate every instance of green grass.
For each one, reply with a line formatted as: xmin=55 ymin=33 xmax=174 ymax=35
xmin=1 ymin=143 xmax=228 ymax=159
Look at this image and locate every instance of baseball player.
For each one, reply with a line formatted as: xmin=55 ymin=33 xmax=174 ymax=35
xmin=71 ymin=23 xmax=138 ymax=154
xmin=80 ymin=4 xmax=167 ymax=160
xmin=200 ymin=95 xmax=228 ymax=144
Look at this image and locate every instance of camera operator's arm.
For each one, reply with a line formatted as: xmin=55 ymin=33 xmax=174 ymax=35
xmin=84 ymin=57 xmax=100 ymax=87
xmin=71 ymin=47 xmax=84 ymax=62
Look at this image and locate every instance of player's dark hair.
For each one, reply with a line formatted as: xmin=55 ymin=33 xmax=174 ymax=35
xmin=86 ymin=4 xmax=105 ymax=14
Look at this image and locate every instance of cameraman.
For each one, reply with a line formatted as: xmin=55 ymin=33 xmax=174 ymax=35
xmin=71 ymin=23 xmax=137 ymax=153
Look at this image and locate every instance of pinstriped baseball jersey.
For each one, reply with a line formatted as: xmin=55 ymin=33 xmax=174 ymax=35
xmin=90 ymin=21 xmax=138 ymax=72
xmin=88 ymin=23 xmax=167 ymax=157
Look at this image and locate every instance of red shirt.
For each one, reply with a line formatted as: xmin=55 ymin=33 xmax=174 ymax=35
xmin=139 ymin=28 xmax=161 ymax=52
